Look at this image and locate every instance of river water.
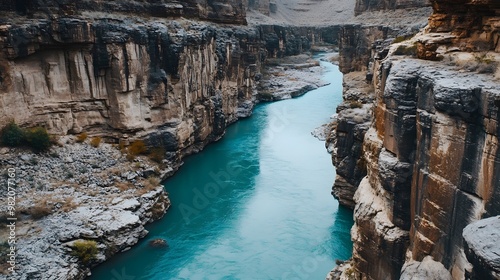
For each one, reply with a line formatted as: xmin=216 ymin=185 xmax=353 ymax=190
xmin=90 ymin=57 xmax=353 ymax=280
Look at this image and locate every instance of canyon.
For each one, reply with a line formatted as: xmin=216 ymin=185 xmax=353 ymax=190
xmin=0 ymin=0 xmax=499 ymax=279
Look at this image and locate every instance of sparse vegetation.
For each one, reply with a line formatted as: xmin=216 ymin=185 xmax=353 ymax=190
xmin=71 ymin=240 xmax=98 ymax=266
xmin=128 ymin=140 xmax=147 ymax=156
xmin=473 ymin=52 xmax=498 ymax=74
xmin=115 ymin=182 xmax=133 ymax=192
xmin=393 ymin=43 xmax=417 ymax=56
xmin=392 ymin=34 xmax=415 ymax=44
xmin=149 ymin=147 xmax=166 ymax=163
xmin=90 ymin=137 xmax=101 ymax=148
xmin=29 ymin=202 xmax=52 ymax=220
xmin=349 ymin=100 xmax=363 ymax=109
xmin=25 ymin=127 xmax=51 ymax=153
xmin=0 ymin=122 xmax=52 ymax=152
xmin=76 ymin=132 xmax=88 ymax=143
xmin=60 ymin=197 xmax=78 ymax=213
xmin=1 ymin=121 xmax=25 ymax=146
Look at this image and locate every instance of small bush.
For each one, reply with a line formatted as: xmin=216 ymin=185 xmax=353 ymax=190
xmin=1 ymin=122 xmax=25 ymax=146
xmin=118 ymin=141 xmax=126 ymax=151
xmin=126 ymin=153 xmax=136 ymax=162
xmin=90 ymin=137 xmax=101 ymax=148
xmin=474 ymin=52 xmax=498 ymax=74
xmin=128 ymin=140 xmax=147 ymax=156
xmin=29 ymin=204 xmax=52 ymax=219
xmin=76 ymin=133 xmax=88 ymax=143
xmin=349 ymin=100 xmax=363 ymax=109
xmin=394 ymin=44 xmax=417 ymax=56
xmin=71 ymin=240 xmax=98 ymax=265
xmin=149 ymin=147 xmax=165 ymax=163
xmin=25 ymin=127 xmax=51 ymax=153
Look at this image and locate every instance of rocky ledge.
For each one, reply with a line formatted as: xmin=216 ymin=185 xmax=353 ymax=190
xmin=463 ymin=216 xmax=500 ymax=280
xmin=258 ymin=53 xmax=332 ymax=101
xmin=0 ymin=138 xmax=170 ymax=279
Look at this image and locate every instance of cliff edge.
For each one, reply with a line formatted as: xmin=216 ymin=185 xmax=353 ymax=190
xmin=330 ymin=0 xmax=500 ymax=279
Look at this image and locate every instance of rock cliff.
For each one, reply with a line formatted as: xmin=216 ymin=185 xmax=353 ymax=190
xmin=0 ymin=2 xmax=262 ymax=166
xmin=0 ymin=0 xmax=247 ymax=24
xmin=354 ymin=0 xmax=430 ymax=16
xmin=330 ymin=0 xmax=500 ymax=279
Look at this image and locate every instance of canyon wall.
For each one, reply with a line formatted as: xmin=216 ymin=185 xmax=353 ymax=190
xmin=354 ymin=0 xmax=430 ymax=16
xmin=0 ymin=9 xmax=339 ymax=165
xmin=0 ymin=0 xmax=247 ymax=24
xmin=332 ymin=0 xmax=500 ymax=279
xmin=0 ymin=15 xmax=261 ymax=164
xmin=329 ymin=22 xmax=423 ymax=208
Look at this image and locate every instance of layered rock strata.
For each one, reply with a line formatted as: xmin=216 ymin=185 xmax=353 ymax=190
xmin=0 ymin=0 xmax=247 ymax=24
xmin=330 ymin=0 xmax=500 ymax=278
xmin=354 ymin=0 xmax=430 ymax=16
xmin=328 ymin=23 xmax=424 ymax=210
xmin=0 ymin=8 xmax=264 ymax=167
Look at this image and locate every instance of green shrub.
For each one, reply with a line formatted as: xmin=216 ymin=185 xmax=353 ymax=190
xmin=25 ymin=127 xmax=51 ymax=153
xmin=394 ymin=44 xmax=417 ymax=56
xmin=1 ymin=122 xmax=25 ymax=146
xmin=71 ymin=240 xmax=98 ymax=265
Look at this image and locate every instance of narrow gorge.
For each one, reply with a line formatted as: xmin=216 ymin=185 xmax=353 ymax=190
xmin=0 ymin=0 xmax=499 ymax=280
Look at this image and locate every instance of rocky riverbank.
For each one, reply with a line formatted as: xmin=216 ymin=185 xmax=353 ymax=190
xmin=0 ymin=56 xmax=332 ymax=279
xmin=0 ymin=137 xmax=170 ymax=279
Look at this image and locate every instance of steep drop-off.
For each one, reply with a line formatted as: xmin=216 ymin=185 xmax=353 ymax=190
xmin=330 ymin=0 xmax=500 ymax=279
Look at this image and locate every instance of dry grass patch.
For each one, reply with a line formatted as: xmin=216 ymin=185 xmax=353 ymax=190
xmin=90 ymin=137 xmax=101 ymax=148
xmin=76 ymin=133 xmax=88 ymax=143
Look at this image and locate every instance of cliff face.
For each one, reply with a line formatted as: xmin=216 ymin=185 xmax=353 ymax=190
xmin=329 ymin=23 xmax=423 ymax=208
xmin=0 ymin=0 xmax=247 ymax=24
xmin=0 ymin=3 xmax=342 ymax=165
xmin=332 ymin=0 xmax=500 ymax=279
xmin=0 ymin=3 xmax=263 ymax=165
xmin=355 ymin=0 xmax=430 ymax=16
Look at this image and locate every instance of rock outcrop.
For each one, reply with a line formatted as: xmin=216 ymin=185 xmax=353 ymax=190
xmin=0 ymin=4 xmax=263 ymax=167
xmin=330 ymin=0 xmax=500 ymax=279
xmin=328 ymin=22 xmax=425 ymax=210
xmin=463 ymin=216 xmax=500 ymax=280
xmin=0 ymin=0 xmax=247 ymax=24
xmin=354 ymin=0 xmax=430 ymax=16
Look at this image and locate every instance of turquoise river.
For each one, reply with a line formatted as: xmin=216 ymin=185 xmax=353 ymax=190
xmin=90 ymin=56 xmax=353 ymax=280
